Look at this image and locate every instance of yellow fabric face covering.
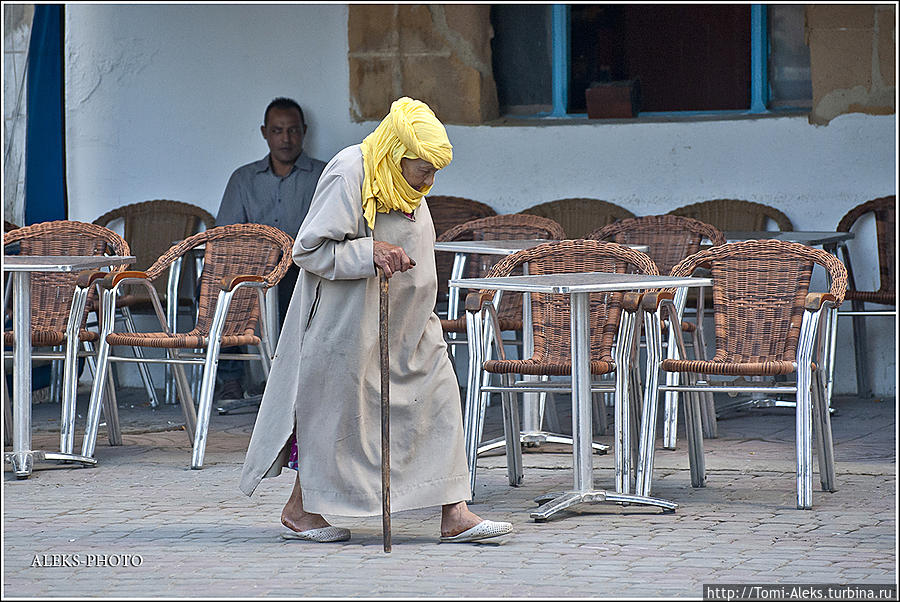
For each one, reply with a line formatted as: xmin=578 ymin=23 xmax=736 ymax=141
xmin=359 ymin=97 xmax=453 ymax=229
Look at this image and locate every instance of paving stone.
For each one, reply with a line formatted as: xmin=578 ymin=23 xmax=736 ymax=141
xmin=4 ymin=391 xmax=895 ymax=596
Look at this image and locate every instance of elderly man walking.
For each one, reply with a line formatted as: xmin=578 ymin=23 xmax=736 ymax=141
xmin=240 ymin=97 xmax=513 ymax=545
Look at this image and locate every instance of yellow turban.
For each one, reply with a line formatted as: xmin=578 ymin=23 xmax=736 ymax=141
xmin=359 ymin=97 xmax=453 ymax=229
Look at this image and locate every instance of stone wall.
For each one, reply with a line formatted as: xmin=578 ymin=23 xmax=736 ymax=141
xmin=347 ymin=4 xmax=498 ymax=124
xmin=807 ymin=4 xmax=895 ymax=125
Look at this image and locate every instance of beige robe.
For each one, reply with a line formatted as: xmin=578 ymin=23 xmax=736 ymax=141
xmin=239 ymin=145 xmax=471 ymax=516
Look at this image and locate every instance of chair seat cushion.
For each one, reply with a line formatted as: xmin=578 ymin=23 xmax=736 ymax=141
xmin=105 ymin=331 xmax=260 ymax=349
xmin=4 ymin=329 xmax=99 ymax=347
xmin=484 ymin=358 xmax=615 ymax=376
xmin=660 ymin=358 xmax=817 ymax=376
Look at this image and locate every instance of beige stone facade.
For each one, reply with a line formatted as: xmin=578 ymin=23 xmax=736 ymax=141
xmin=348 ymin=5 xmax=498 ymax=124
xmin=807 ymin=4 xmax=895 ymax=125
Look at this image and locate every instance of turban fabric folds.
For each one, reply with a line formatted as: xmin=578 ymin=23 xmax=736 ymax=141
xmin=359 ymin=97 xmax=453 ymax=229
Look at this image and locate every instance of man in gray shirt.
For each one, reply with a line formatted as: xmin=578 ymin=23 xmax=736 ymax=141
xmin=215 ymin=97 xmax=326 ymax=399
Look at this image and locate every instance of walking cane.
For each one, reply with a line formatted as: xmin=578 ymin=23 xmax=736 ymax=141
xmin=378 ymin=269 xmax=392 ymax=553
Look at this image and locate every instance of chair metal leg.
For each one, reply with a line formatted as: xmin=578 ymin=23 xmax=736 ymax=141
xmin=463 ymin=307 xmax=485 ymax=496
xmin=613 ymin=310 xmax=637 ymax=494
xmin=500 ymin=374 xmax=523 ymax=487
xmin=690 ymin=330 xmax=718 ymax=439
xmin=120 ymin=306 xmax=160 ymax=408
xmin=849 ymin=300 xmax=873 ymax=399
xmin=191 ymin=289 xmax=234 ymax=469
xmin=795 ymin=368 xmax=814 ymax=510
xmin=50 ymin=347 xmax=62 ymax=404
xmin=545 ymin=390 xmax=562 ymax=434
xmin=3 ymin=372 xmax=12 ymax=446
xmin=682 ymin=374 xmax=706 ymax=489
xmin=61 ymin=286 xmax=91 ymax=455
xmin=635 ymin=308 xmax=662 ymax=497
xmin=169 ymin=356 xmax=197 ymax=444
xmin=812 ymin=369 xmax=836 ymax=493
xmin=82 ymin=290 xmax=117 ymax=458
xmin=101 ymin=366 xmax=122 ymax=446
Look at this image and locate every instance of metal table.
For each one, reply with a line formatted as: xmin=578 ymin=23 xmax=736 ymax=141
xmin=451 ymin=271 xmax=711 ymax=520
xmin=436 ymin=239 xmax=648 ymax=447
xmin=723 ymin=230 xmax=854 ymax=248
xmin=3 ymin=254 xmax=134 ymax=478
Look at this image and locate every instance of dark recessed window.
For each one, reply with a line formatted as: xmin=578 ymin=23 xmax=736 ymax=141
xmin=491 ymin=4 xmax=811 ymax=117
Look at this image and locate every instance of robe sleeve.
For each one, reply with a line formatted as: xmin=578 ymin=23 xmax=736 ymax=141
xmin=292 ymin=162 xmax=375 ymax=281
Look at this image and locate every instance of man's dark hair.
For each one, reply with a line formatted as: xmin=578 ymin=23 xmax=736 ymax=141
xmin=264 ymin=97 xmax=305 ymax=127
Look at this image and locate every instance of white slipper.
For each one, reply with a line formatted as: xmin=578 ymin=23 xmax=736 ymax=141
xmin=439 ymin=520 xmax=513 ymax=543
xmin=281 ymin=526 xmax=351 ymax=543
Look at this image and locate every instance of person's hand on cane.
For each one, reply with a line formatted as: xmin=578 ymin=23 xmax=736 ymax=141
xmin=373 ymin=240 xmax=415 ymax=278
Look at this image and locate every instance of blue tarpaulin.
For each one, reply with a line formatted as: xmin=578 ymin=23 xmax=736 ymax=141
xmin=25 ymin=4 xmax=67 ymax=225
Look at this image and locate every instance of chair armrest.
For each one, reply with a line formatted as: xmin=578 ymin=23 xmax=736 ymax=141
xmin=657 ymin=296 xmax=691 ymax=361
xmin=805 ymin=292 xmax=838 ymax=311
xmin=75 ymin=270 xmax=109 ymax=288
xmin=465 ymin=291 xmax=494 ymax=312
xmin=220 ymin=275 xmax=266 ymax=292
xmin=640 ymin=291 xmax=675 ymax=312
xmin=98 ymin=270 xmax=149 ymax=289
xmin=622 ymin=291 xmax=643 ymax=312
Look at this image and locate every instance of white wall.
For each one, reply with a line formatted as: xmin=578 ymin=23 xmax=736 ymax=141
xmin=64 ymin=4 xmax=896 ymax=396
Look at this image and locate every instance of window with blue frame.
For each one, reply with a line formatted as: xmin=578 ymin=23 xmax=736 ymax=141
xmin=490 ymin=4 xmax=812 ymax=118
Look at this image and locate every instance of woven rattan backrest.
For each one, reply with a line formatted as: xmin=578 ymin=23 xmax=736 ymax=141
xmin=427 ymin=196 xmax=497 ymax=300
xmin=519 ymin=198 xmax=635 ymax=239
xmin=837 ymin=195 xmax=895 ymax=297
xmin=438 ymin=214 xmax=566 ymax=319
xmin=142 ymin=224 xmax=293 ymax=339
xmin=587 ymin=214 xmax=727 ymax=275
xmin=669 ymin=240 xmax=847 ymax=365
xmin=3 ymin=220 xmax=130 ymax=339
xmin=483 ymin=239 xmax=659 ymax=364
xmin=93 ymin=200 xmax=216 ymax=299
xmin=427 ymin=196 xmax=497 ymax=238
xmin=668 ymin=199 xmax=793 ymax=232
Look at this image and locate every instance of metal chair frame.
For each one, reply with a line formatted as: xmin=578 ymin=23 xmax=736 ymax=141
xmin=587 ymin=214 xmax=729 ymax=446
xmin=93 ymin=199 xmax=216 ymax=408
xmin=636 ymin=239 xmax=847 ymax=509
xmin=81 ymin=224 xmax=293 ymax=469
xmin=830 ymin=195 xmax=896 ymax=399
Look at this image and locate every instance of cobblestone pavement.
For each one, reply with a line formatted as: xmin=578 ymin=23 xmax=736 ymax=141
xmin=3 ymin=389 xmax=896 ymax=598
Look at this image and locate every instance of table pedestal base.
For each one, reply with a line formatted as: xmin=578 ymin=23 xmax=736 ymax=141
xmin=216 ymin=394 xmax=263 ymax=415
xmin=478 ymin=432 xmax=609 ymax=455
xmin=5 ymin=450 xmax=97 ymax=478
xmin=531 ymin=489 xmax=678 ymax=520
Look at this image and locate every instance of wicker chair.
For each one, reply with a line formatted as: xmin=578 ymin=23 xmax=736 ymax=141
xmin=637 ymin=239 xmax=847 ymax=509
xmin=427 ymin=196 xmax=496 ymax=304
xmin=463 ymin=239 xmax=659 ymax=496
xmin=437 ymin=214 xmax=565 ymax=335
xmin=834 ymin=195 xmax=896 ymax=399
xmin=81 ymin=224 xmax=294 ymax=469
xmin=92 ymin=199 xmax=215 ymax=303
xmin=667 ymin=198 xmax=794 ymax=232
xmin=3 ymin=220 xmax=133 ymax=455
xmin=93 ymin=200 xmax=216 ymax=407
xmin=519 ymin=198 xmax=635 ymax=239
xmin=587 ymin=214 xmax=728 ymax=444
